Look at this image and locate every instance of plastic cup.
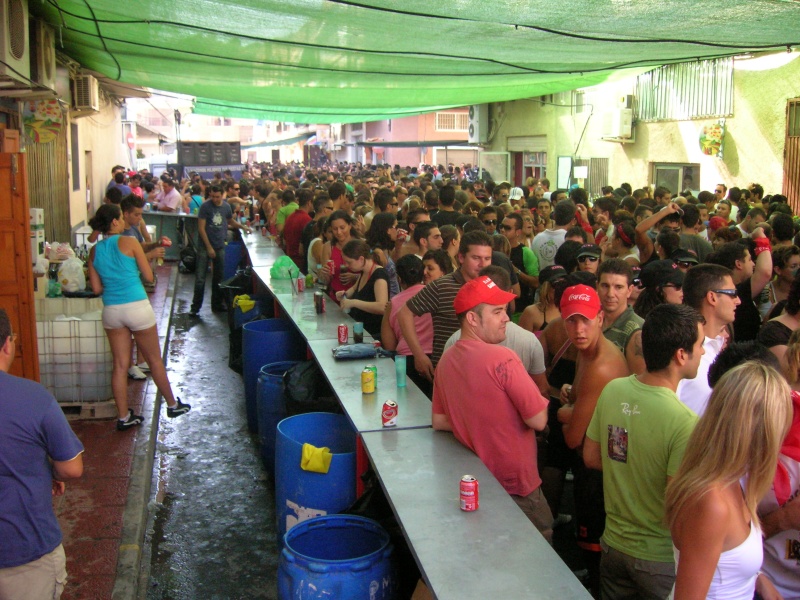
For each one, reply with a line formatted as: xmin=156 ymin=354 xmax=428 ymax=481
xmin=395 ymin=355 xmax=407 ymax=388
xmin=353 ymin=322 xmax=364 ymax=344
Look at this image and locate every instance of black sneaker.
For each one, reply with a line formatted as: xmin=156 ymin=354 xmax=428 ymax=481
xmin=167 ymin=398 xmax=191 ymax=418
xmin=188 ymin=309 xmax=200 ymax=318
xmin=116 ymin=410 xmax=144 ymax=431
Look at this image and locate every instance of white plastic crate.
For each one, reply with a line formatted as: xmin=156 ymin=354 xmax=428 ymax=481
xmin=36 ymin=298 xmax=113 ymax=403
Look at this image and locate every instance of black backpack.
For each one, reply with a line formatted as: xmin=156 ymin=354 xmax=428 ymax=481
xmin=178 ymin=246 xmax=196 ymax=273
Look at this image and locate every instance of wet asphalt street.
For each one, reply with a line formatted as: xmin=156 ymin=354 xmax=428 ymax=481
xmin=143 ymin=271 xmax=280 ymax=599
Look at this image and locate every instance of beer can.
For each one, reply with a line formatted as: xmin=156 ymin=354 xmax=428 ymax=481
xmin=365 ymin=364 xmax=377 ymax=386
xmin=314 ymin=291 xmax=326 ymax=314
xmin=261 ymin=226 xmax=267 ymax=236
xmin=382 ymin=400 xmax=398 ymax=427
xmin=297 ymin=276 xmax=305 ymax=292
xmin=338 ymin=324 xmax=348 ymax=344
xmin=361 ymin=368 xmax=376 ymax=394
xmin=460 ymin=475 xmax=479 ymax=511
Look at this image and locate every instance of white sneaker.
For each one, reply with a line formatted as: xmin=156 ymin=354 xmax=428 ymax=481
xmin=128 ymin=365 xmax=147 ymax=380
xmin=136 ymin=362 xmax=150 ymax=373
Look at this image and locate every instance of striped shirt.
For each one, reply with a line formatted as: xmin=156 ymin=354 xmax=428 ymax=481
xmin=407 ymin=270 xmax=466 ymax=366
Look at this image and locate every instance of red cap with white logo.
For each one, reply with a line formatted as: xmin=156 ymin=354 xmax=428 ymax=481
xmin=560 ymin=284 xmax=602 ymax=320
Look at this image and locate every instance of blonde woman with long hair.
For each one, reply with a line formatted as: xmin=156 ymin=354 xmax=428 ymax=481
xmin=666 ymin=362 xmax=791 ymax=600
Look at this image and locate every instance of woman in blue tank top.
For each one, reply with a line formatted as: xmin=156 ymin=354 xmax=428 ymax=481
xmin=88 ymin=204 xmax=190 ymax=431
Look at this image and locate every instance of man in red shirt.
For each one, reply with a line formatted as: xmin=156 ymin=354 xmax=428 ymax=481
xmin=432 ymin=275 xmax=552 ymax=542
xmin=282 ymin=188 xmax=313 ymax=272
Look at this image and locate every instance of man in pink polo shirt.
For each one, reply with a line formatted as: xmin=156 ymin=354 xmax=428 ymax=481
xmin=432 ymin=275 xmax=552 ymax=542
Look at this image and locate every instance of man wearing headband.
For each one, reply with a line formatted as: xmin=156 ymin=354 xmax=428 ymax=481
xmin=433 ymin=275 xmax=552 ymax=542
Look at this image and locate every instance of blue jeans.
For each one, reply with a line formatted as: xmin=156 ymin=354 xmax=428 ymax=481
xmin=192 ymin=245 xmax=226 ymax=311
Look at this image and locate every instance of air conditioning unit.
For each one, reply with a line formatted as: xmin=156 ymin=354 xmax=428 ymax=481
xmin=0 ymin=0 xmax=30 ymax=85
xmin=603 ymin=108 xmax=633 ymax=139
xmin=30 ymin=20 xmax=55 ymax=90
xmin=468 ymin=104 xmax=488 ymax=144
xmin=73 ymin=74 xmax=100 ymax=112
xmin=619 ymin=94 xmax=634 ymax=109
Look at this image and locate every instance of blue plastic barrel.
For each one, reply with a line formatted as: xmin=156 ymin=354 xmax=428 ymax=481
xmin=275 ymin=413 xmax=356 ymax=542
xmin=257 ymin=361 xmax=299 ymax=473
xmin=242 ymin=319 xmax=305 ymax=433
xmin=278 ymin=515 xmax=396 ymax=600
xmin=224 ymin=241 xmax=244 ymax=280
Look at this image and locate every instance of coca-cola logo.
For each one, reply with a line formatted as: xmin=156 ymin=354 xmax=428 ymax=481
xmin=568 ymin=293 xmax=592 ymax=302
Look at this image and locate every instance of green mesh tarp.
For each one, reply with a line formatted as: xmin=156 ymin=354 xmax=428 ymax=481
xmin=32 ymin=0 xmax=800 ymax=123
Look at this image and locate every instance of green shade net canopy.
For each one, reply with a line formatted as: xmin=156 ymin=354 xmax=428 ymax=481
xmin=32 ymin=0 xmax=800 ymax=124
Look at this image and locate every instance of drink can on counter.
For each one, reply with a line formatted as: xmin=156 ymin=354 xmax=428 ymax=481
xmin=297 ymin=276 xmax=305 ymax=292
xmin=382 ymin=400 xmax=398 ymax=427
xmin=338 ymin=324 xmax=348 ymax=344
xmin=460 ymin=475 xmax=479 ymax=511
xmin=314 ymin=291 xmax=326 ymax=314
xmin=361 ymin=368 xmax=376 ymax=394
xmin=372 ymin=341 xmax=382 ymax=349
xmin=365 ymin=364 xmax=377 ymax=386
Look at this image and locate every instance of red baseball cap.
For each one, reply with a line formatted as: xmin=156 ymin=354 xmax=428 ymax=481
xmin=453 ymin=276 xmax=517 ymax=314
xmin=560 ymin=284 xmax=602 ymax=320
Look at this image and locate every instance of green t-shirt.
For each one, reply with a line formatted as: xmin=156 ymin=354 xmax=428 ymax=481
xmin=277 ymin=202 xmax=299 ymax=226
xmin=586 ymin=375 xmax=697 ymax=562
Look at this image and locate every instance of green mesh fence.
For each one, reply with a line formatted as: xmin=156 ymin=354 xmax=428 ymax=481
xmin=32 ymin=0 xmax=800 ymax=123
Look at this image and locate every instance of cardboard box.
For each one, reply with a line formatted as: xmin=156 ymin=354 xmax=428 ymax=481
xmin=30 ymin=229 xmax=45 ymax=264
xmin=30 ymin=207 xmax=44 ymax=228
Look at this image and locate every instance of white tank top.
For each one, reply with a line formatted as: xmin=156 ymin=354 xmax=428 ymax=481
xmin=673 ymin=520 xmax=762 ymax=600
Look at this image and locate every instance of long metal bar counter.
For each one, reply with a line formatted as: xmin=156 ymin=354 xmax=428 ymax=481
xmin=240 ymin=234 xmax=590 ymax=599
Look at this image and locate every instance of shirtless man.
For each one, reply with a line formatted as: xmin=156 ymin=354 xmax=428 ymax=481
xmin=556 ymin=284 xmax=629 ymax=597
xmin=597 ymin=259 xmax=646 ymax=374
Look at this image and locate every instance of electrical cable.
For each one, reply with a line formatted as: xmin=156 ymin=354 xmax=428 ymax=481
xmin=79 ymin=0 xmax=121 ymax=80
xmin=326 ymin=0 xmax=799 ymax=51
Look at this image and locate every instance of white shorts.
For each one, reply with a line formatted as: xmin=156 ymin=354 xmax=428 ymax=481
xmin=102 ymin=299 xmax=156 ymax=331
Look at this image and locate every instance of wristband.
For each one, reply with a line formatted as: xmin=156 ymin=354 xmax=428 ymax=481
xmin=753 ymin=237 xmax=771 ymax=257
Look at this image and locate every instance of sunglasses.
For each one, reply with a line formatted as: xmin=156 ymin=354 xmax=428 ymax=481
xmin=662 ymin=283 xmax=683 ymax=290
xmin=713 ymin=289 xmax=738 ymax=298
xmin=499 ymin=193 xmax=510 ymax=198
xmin=578 ymin=256 xmax=599 ymax=262
xmin=633 ymin=279 xmax=644 ymax=289
xmin=500 ymin=224 xmax=515 ymax=231
xmin=483 ymin=219 xmax=497 ymax=225
xmin=676 ymin=261 xmax=695 ymax=268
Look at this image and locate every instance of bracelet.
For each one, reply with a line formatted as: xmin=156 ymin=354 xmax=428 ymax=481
xmin=753 ymin=237 xmax=771 ymax=257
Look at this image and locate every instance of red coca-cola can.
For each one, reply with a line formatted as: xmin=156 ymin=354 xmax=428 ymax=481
xmin=337 ymin=323 xmax=348 ymax=344
xmin=261 ymin=226 xmax=267 ymax=236
xmin=382 ymin=400 xmax=398 ymax=427
xmin=297 ymin=276 xmax=305 ymax=292
xmin=460 ymin=475 xmax=479 ymax=511
xmin=327 ymin=260 xmax=336 ymax=276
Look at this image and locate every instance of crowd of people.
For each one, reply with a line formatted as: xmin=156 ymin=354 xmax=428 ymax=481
xmin=92 ymin=161 xmax=800 ymax=599
xmin=251 ymin=164 xmax=799 ymax=600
